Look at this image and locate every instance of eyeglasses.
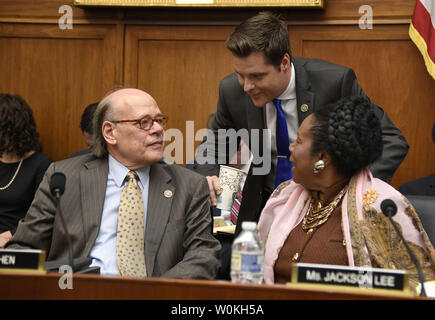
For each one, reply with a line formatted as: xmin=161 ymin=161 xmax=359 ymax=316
xmin=111 ymin=114 xmax=168 ymax=131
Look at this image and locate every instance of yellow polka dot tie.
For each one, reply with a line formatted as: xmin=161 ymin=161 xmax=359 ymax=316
xmin=116 ymin=171 xmax=147 ymax=278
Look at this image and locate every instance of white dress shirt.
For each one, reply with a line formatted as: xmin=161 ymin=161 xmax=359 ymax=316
xmin=89 ymin=155 xmax=150 ymax=275
xmin=265 ymin=62 xmax=298 ymax=156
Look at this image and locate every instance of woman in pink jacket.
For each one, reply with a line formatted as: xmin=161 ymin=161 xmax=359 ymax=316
xmin=258 ymin=96 xmax=435 ymax=292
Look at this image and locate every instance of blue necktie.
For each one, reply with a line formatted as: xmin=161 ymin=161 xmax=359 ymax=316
xmin=273 ymin=99 xmax=292 ymax=187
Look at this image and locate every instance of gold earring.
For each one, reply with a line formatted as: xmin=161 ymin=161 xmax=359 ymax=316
xmin=313 ymin=160 xmax=325 ymax=173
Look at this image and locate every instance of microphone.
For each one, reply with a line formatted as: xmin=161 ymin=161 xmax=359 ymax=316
xmin=50 ymin=172 xmax=66 ymax=199
xmin=380 ymin=199 xmax=427 ymax=296
xmin=49 ymin=172 xmax=74 ymax=272
xmin=46 ymin=172 xmax=99 ymax=274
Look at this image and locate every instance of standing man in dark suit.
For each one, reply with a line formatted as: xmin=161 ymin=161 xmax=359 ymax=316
xmin=8 ymin=88 xmax=221 ymax=279
xmin=194 ymin=11 xmax=409 ymax=238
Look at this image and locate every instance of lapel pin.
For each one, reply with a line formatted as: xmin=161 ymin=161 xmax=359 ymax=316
xmin=164 ymin=190 xmax=173 ymax=198
xmin=362 ymin=189 xmax=377 ymax=205
xmin=300 ymin=104 xmax=309 ymax=112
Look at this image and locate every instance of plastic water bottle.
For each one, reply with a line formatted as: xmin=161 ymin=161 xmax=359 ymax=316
xmin=230 ymin=221 xmax=264 ymax=284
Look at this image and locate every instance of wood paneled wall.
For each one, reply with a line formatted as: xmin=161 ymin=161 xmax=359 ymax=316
xmin=124 ymin=25 xmax=234 ymax=162
xmin=0 ymin=0 xmax=433 ymax=189
xmin=288 ymin=23 xmax=435 ymax=188
xmin=0 ymin=23 xmax=119 ymax=161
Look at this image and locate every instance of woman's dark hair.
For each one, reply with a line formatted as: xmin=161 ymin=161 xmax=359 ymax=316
xmin=310 ymin=96 xmax=383 ymax=177
xmin=225 ymin=11 xmax=291 ymax=68
xmin=0 ymin=94 xmax=42 ymax=157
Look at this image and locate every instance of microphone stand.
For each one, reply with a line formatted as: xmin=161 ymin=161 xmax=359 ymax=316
xmin=48 ymin=172 xmax=99 ymax=274
xmin=53 ymin=194 xmax=74 ymax=272
xmin=385 ymin=211 xmax=427 ymax=297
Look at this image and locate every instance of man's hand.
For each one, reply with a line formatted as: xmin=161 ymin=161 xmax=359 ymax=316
xmin=206 ymin=176 xmax=221 ymax=206
xmin=0 ymin=230 xmax=12 ymax=248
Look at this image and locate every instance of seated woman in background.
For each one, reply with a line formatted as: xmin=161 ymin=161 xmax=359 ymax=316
xmin=0 ymin=94 xmax=52 ymax=247
xmin=258 ymin=96 xmax=435 ymax=291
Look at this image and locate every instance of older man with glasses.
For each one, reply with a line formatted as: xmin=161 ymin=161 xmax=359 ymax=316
xmin=7 ymin=88 xmax=221 ymax=279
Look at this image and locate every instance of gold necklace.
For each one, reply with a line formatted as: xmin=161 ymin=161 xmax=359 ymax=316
xmin=302 ymin=185 xmax=348 ymax=234
xmin=0 ymin=159 xmax=23 ymax=190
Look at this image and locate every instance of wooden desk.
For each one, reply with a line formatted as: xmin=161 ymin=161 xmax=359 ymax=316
xmin=0 ymin=272 xmax=428 ymax=300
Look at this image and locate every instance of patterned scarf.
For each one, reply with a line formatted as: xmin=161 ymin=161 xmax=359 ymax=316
xmin=258 ymin=168 xmax=435 ymax=292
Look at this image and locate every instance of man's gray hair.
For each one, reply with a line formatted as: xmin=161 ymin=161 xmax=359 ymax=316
xmin=91 ymin=89 xmax=121 ymax=158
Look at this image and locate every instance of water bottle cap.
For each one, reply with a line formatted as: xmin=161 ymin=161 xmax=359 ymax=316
xmin=241 ymin=221 xmax=257 ymax=230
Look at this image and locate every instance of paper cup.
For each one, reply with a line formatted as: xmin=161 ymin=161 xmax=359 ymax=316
xmin=216 ymin=165 xmax=246 ymax=211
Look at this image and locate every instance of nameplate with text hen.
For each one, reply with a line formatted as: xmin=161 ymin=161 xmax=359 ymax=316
xmin=291 ymin=263 xmax=409 ymax=293
xmin=0 ymin=249 xmax=46 ymax=274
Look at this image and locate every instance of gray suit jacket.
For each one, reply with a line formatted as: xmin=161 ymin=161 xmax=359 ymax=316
xmin=8 ymin=154 xmax=221 ymax=279
xmin=194 ymin=56 xmax=409 ymax=235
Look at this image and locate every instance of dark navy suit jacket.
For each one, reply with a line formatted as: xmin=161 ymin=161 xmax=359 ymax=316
xmin=399 ymin=174 xmax=435 ymax=196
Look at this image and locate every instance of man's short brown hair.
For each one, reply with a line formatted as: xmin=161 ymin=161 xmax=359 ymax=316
xmin=225 ymin=11 xmax=291 ymax=68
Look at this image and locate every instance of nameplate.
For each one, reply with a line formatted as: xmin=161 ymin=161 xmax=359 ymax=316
xmin=291 ymin=263 xmax=409 ymax=292
xmin=0 ymin=249 xmax=46 ymax=274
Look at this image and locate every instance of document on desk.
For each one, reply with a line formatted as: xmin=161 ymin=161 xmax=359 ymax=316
xmin=213 ymin=225 xmax=236 ymax=235
xmin=213 ymin=216 xmax=235 ymax=235
xmin=417 ymin=281 xmax=435 ymax=297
